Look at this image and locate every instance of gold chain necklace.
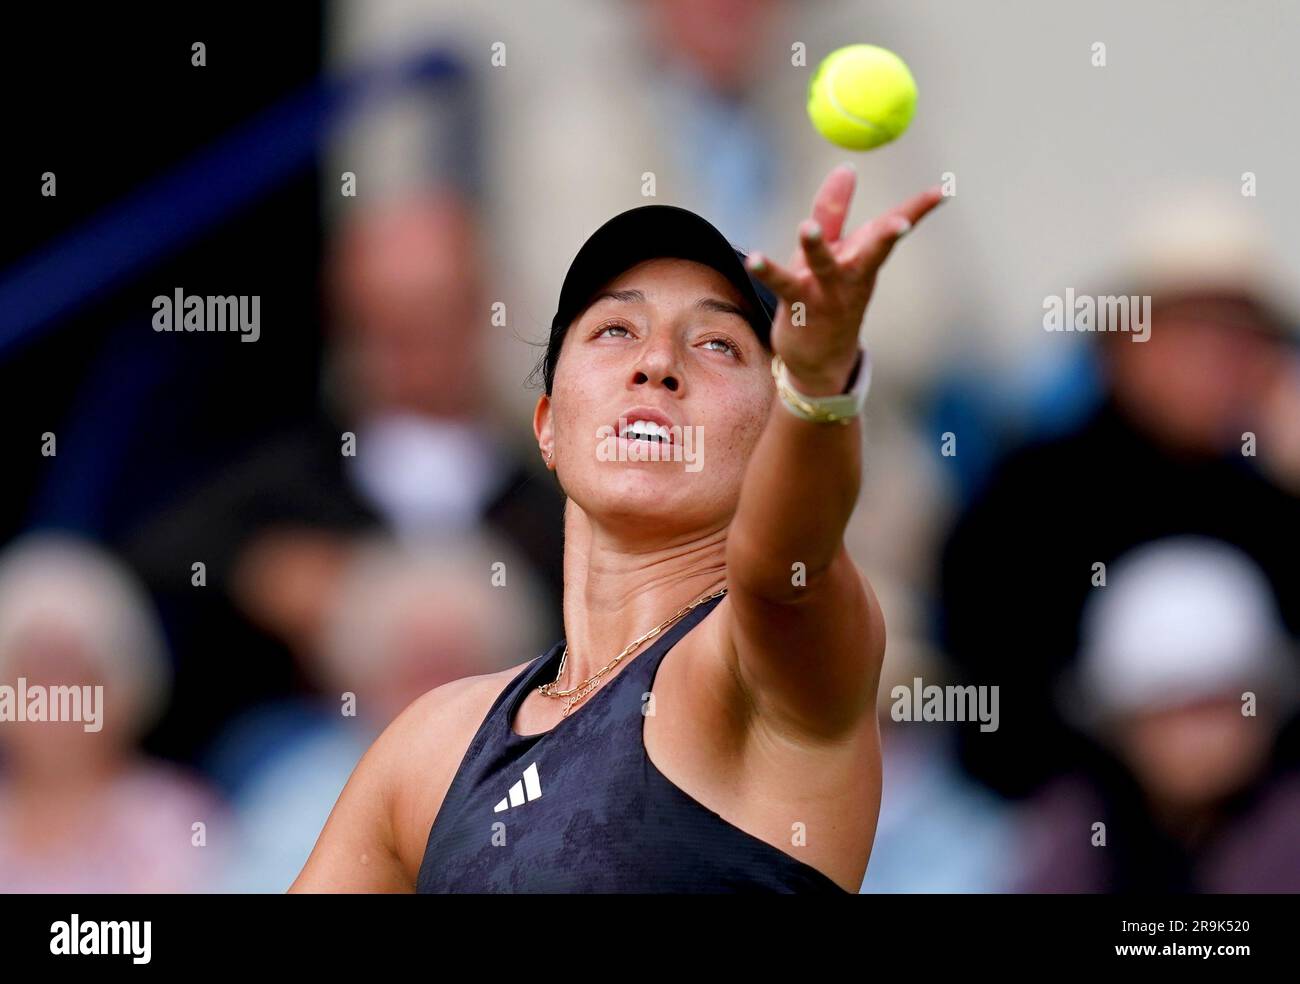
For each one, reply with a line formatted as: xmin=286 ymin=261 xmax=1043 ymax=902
xmin=538 ymin=586 xmax=728 ymax=717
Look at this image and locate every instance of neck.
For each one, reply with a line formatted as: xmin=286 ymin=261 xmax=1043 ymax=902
xmin=558 ymin=503 xmax=728 ymax=684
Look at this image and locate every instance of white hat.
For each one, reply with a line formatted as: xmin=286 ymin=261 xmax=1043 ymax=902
xmin=0 ymin=532 xmax=170 ymax=733
xmin=1076 ymin=536 xmax=1292 ymax=716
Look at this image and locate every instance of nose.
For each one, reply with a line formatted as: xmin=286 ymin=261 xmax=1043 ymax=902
xmin=630 ymin=332 xmax=681 ymax=393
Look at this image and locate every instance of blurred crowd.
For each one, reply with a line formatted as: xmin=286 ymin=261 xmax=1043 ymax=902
xmin=2 ymin=0 xmax=1298 ymax=893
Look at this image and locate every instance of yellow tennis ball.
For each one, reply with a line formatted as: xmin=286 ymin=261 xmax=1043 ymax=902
xmin=807 ymin=44 xmax=917 ymax=150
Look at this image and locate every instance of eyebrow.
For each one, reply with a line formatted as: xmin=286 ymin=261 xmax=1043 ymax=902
xmin=590 ymin=288 xmax=646 ymax=305
xmin=589 ymin=289 xmax=751 ymax=321
xmin=693 ymin=297 xmax=750 ymax=321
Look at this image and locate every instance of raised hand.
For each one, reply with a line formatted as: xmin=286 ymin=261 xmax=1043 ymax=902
xmin=746 ymin=165 xmax=946 ymax=395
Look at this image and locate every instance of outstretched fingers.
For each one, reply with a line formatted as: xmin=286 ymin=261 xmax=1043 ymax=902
xmin=799 ymin=220 xmax=840 ymax=285
xmin=745 ymin=251 xmax=803 ymax=302
xmin=894 ymin=185 xmax=948 ymax=226
xmin=810 ymin=164 xmax=857 ymax=244
xmin=843 ymin=185 xmax=947 ymax=279
xmin=751 ymin=182 xmax=946 ymax=306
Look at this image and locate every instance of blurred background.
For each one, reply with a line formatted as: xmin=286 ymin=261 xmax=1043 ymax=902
xmin=1 ymin=0 xmax=1297 ymax=893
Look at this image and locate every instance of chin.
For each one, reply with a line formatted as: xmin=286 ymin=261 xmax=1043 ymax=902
xmin=586 ymin=463 xmax=714 ymax=528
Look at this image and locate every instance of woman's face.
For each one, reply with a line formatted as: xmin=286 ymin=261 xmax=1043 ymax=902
xmin=535 ymin=258 xmax=774 ymax=538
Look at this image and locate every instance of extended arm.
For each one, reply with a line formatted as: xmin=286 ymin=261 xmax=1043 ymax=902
xmin=724 ymin=166 xmax=945 ymax=739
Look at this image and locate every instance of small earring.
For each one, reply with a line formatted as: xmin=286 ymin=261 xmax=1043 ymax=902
xmin=545 ymin=449 xmax=553 ymax=462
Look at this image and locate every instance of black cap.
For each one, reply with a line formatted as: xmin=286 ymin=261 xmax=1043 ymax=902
xmin=542 ymin=205 xmax=778 ymax=393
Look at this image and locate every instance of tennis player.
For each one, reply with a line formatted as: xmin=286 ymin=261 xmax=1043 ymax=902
xmin=291 ymin=165 xmax=944 ymax=893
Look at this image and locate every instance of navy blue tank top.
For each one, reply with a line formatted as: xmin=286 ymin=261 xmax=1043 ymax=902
xmin=416 ymin=594 xmax=850 ymax=893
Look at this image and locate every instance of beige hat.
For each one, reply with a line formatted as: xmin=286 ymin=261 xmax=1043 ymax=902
xmin=1100 ymin=183 xmax=1299 ymax=336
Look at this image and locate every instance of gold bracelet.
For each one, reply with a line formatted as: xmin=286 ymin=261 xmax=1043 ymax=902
xmin=770 ymin=350 xmax=870 ymax=425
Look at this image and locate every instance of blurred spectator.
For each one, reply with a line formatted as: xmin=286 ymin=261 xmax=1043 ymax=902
xmin=1017 ymin=538 xmax=1300 ymax=892
xmin=939 ymin=194 xmax=1300 ymax=799
xmin=218 ymin=534 xmax=546 ymax=892
xmin=0 ymin=534 xmax=227 ymax=892
xmin=125 ymin=189 xmax=563 ymax=767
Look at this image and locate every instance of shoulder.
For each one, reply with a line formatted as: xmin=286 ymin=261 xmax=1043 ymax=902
xmin=290 ymin=658 xmax=542 ymax=892
xmin=382 ymin=657 xmax=539 ymax=877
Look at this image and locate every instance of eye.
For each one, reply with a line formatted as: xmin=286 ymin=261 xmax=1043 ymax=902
xmin=700 ymin=335 xmax=741 ymax=358
xmin=592 ymin=322 xmax=633 ymax=340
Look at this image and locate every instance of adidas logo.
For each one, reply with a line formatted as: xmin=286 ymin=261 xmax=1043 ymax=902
xmin=493 ymin=761 xmax=542 ymax=813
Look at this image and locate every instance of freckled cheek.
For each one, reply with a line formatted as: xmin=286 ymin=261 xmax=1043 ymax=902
xmin=553 ymin=392 xmax=604 ymax=458
xmin=712 ymin=394 xmax=771 ymax=470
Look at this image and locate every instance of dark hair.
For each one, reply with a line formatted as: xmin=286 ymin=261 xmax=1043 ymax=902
xmin=539 ymin=316 xmax=568 ymax=395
